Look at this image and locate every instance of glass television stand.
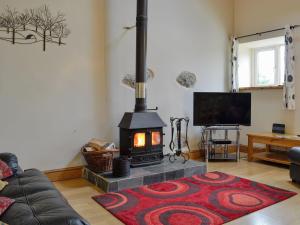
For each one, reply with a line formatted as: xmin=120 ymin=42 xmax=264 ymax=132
xmin=203 ymin=126 xmax=240 ymax=163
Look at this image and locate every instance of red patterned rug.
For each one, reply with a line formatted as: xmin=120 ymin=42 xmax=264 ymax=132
xmin=92 ymin=172 xmax=297 ymax=225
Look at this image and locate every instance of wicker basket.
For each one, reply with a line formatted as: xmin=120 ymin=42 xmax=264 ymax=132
xmin=81 ymin=147 xmax=118 ymax=173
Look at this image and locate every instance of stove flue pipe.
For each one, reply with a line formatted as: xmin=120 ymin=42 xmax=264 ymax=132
xmin=134 ymin=0 xmax=148 ymax=112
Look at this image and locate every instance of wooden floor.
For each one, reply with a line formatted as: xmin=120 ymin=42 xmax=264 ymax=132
xmin=54 ymin=157 xmax=300 ymax=225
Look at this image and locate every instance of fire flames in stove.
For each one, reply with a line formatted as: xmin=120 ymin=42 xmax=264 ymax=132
xmin=152 ymin=132 xmax=161 ymax=146
xmin=134 ymin=133 xmax=146 ymax=148
xmin=133 ymin=131 xmax=162 ymax=148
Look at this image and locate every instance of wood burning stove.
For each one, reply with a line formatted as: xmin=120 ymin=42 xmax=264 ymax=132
xmin=118 ymin=0 xmax=166 ymax=167
xmin=119 ymin=112 xmax=166 ymax=167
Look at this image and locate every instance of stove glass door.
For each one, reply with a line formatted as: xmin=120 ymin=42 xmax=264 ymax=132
xmin=151 ymin=131 xmax=161 ymax=146
xmin=134 ymin=132 xmax=146 ymax=148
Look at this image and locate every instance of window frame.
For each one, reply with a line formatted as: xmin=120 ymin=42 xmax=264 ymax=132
xmin=252 ymin=44 xmax=284 ymax=87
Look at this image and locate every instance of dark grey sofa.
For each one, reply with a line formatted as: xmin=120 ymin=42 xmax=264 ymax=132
xmin=288 ymin=147 xmax=300 ymax=183
xmin=0 ymin=153 xmax=89 ymax=225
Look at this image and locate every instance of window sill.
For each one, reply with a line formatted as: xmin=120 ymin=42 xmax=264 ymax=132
xmin=239 ymin=85 xmax=283 ymax=91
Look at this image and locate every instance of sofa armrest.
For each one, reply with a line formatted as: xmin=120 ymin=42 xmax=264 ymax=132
xmin=288 ymin=147 xmax=300 ymax=165
xmin=0 ymin=153 xmax=19 ymax=175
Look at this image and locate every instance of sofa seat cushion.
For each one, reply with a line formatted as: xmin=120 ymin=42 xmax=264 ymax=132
xmin=1 ymin=169 xmax=88 ymax=225
xmin=289 ymin=147 xmax=300 ymax=165
xmin=2 ymin=169 xmax=59 ymax=199
xmin=3 ymin=195 xmax=86 ymax=225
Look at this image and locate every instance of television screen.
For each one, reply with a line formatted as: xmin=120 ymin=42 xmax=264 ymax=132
xmin=193 ymin=92 xmax=251 ymax=126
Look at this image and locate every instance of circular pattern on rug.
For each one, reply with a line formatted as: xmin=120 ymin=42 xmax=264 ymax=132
xmin=93 ymin=191 xmax=138 ymax=213
xmin=209 ymin=188 xmax=275 ymax=213
xmin=136 ymin=202 xmax=226 ymax=225
xmin=135 ymin=180 xmax=200 ymax=199
xmin=142 ymin=181 xmax=189 ymax=195
xmin=191 ymin=172 xmax=240 ymax=186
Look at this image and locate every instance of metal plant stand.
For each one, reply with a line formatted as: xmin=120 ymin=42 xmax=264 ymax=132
xmin=203 ymin=126 xmax=240 ymax=163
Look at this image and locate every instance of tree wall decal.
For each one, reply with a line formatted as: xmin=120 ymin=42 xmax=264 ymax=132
xmin=0 ymin=5 xmax=70 ymax=51
xmin=19 ymin=10 xmax=31 ymax=31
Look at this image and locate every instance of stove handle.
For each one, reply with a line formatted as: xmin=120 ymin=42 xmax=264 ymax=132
xmin=147 ymin=107 xmax=158 ymax=111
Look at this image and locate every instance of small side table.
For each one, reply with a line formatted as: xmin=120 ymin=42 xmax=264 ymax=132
xmin=203 ymin=126 xmax=240 ymax=163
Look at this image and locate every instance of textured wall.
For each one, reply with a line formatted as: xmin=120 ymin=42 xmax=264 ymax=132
xmin=0 ymin=0 xmax=109 ymax=170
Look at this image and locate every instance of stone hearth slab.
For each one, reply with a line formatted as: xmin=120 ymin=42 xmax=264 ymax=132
xmin=83 ymin=158 xmax=207 ymax=192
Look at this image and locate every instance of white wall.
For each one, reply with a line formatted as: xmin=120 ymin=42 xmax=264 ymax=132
xmin=2 ymin=0 xmax=298 ymax=170
xmin=234 ymin=0 xmax=300 ymax=144
xmin=0 ymin=0 xmax=109 ymax=170
xmin=105 ymin=0 xmax=234 ymax=152
xmin=0 ymin=0 xmax=234 ymax=170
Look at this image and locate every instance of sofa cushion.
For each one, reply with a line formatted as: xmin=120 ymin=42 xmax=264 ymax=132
xmin=0 ymin=153 xmax=19 ymax=175
xmin=0 ymin=180 xmax=8 ymax=192
xmin=0 ymin=169 xmax=89 ymax=225
xmin=0 ymin=197 xmax=14 ymax=216
xmin=3 ymin=195 xmax=87 ymax=225
xmin=1 ymin=169 xmax=58 ymax=199
xmin=0 ymin=161 xmax=13 ymax=180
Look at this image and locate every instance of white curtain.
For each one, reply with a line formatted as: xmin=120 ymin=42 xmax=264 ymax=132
xmin=231 ymin=37 xmax=239 ymax=92
xmin=283 ymin=25 xmax=296 ymax=110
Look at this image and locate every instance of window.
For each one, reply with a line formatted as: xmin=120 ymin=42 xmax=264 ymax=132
xmin=238 ymin=37 xmax=285 ymax=88
xmin=254 ymin=46 xmax=285 ymax=86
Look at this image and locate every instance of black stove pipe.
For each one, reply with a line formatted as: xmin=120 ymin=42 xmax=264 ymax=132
xmin=134 ymin=0 xmax=148 ymax=112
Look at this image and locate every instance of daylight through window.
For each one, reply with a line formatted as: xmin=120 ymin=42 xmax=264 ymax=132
xmin=238 ymin=37 xmax=285 ymax=88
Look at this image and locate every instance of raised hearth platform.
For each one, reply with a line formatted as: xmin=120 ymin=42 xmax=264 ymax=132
xmin=83 ymin=158 xmax=206 ymax=192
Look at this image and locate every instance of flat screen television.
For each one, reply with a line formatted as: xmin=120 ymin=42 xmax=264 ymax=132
xmin=193 ymin=92 xmax=251 ymax=126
